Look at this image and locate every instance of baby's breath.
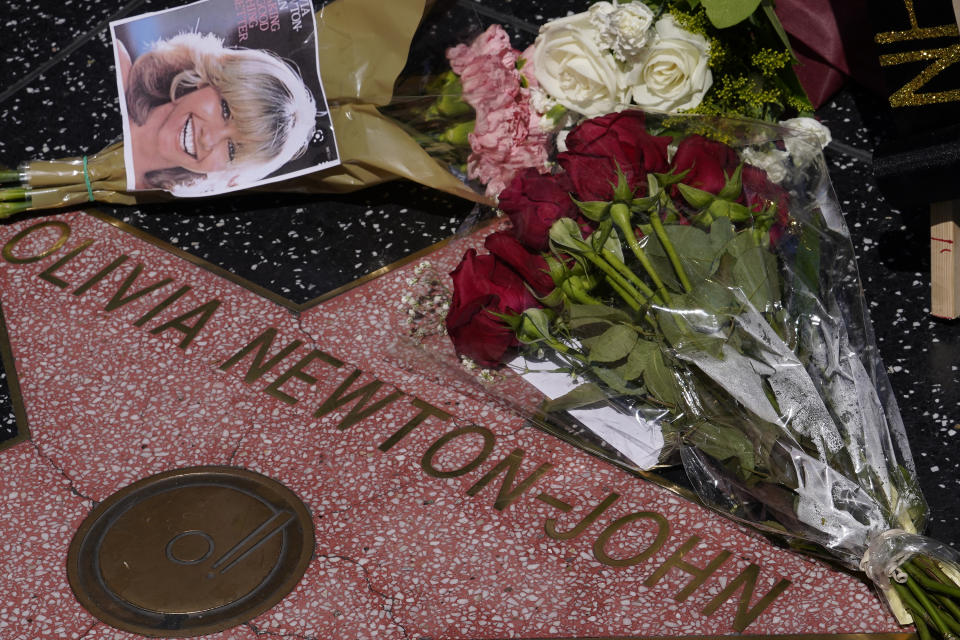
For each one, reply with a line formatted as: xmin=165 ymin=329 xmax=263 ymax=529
xmin=400 ymin=261 xmax=451 ymax=343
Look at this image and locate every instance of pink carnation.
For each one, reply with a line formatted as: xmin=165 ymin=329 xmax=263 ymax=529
xmin=446 ymin=26 xmax=551 ymax=198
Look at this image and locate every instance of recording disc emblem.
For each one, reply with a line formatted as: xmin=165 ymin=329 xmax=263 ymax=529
xmin=67 ymin=466 xmax=314 ymax=637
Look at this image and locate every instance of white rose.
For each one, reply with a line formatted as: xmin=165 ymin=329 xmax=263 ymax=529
xmin=780 ymin=117 xmax=832 ymax=168
xmin=588 ymin=1 xmax=656 ymax=62
xmin=532 ymin=11 xmax=630 ymax=117
xmin=741 ymin=147 xmax=790 ymax=184
xmin=629 ymin=15 xmax=712 ymax=113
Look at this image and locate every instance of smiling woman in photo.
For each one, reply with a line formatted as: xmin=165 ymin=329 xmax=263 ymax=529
xmin=116 ymin=32 xmax=317 ymax=194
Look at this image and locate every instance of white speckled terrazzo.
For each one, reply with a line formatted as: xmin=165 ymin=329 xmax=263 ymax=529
xmin=0 ymin=211 xmax=902 ymax=638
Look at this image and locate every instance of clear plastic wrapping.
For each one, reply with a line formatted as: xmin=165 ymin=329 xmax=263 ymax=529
xmin=387 ymin=108 xmax=960 ymax=630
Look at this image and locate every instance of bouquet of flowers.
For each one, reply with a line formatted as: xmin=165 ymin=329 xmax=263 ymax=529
xmin=391 ymin=0 xmax=822 ymax=201
xmin=0 ymin=0 xmax=824 ymax=218
xmin=396 ymin=108 xmax=960 ymax=638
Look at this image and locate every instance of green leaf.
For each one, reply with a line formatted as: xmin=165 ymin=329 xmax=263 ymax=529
xmin=643 ymin=223 xmax=725 ymax=290
xmin=542 ymin=382 xmax=609 ymax=412
xmin=614 ymin=338 xmax=661 ymax=381
xmin=585 ymin=324 xmax=639 ymax=363
xmin=761 ymin=1 xmax=795 ymax=54
xmin=545 ymin=255 xmax=569 ymax=283
xmin=549 ymin=218 xmax=590 ymax=253
xmin=702 ymin=0 xmax=762 ymax=28
xmin=731 ymin=245 xmax=781 ymax=312
xmin=793 ymin=220 xmax=821 ymax=296
xmin=591 ymin=226 xmax=624 ymax=263
xmin=630 ymin=195 xmax=658 ymax=212
xmin=677 ymin=183 xmax=715 ymax=210
xmin=643 ymin=349 xmax=684 ymax=408
xmin=573 ymin=198 xmax=611 ymax=222
xmin=717 ymin=163 xmax=743 ymax=201
xmin=517 ymin=308 xmax=556 ymax=344
xmin=709 ymin=217 xmax=737 ymax=254
xmin=567 ymin=304 xmax=633 ymax=331
xmin=592 ymin=365 xmax=644 ymax=397
xmin=725 ymin=227 xmax=761 ymax=259
xmin=687 ymin=421 xmax=757 ymax=477
xmin=613 ymin=164 xmax=635 ymax=202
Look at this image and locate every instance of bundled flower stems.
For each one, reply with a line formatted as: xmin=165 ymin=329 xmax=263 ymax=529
xmin=0 ymin=0 xmax=490 ymax=218
xmin=1 ymin=0 xmax=818 ymax=217
xmin=429 ymin=109 xmax=960 ymax=639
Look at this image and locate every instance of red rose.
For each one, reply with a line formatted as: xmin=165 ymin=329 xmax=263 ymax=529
xmin=484 ymin=230 xmax=554 ymax=297
xmin=742 ymin=164 xmax=791 ymax=245
xmin=445 ymin=249 xmax=541 ymax=366
xmin=671 ymin=135 xmax=741 ymax=195
xmin=557 ymin=111 xmax=670 ymax=202
xmin=498 ymin=169 xmax=578 ymax=252
xmin=446 ymin=295 xmax=519 ymax=367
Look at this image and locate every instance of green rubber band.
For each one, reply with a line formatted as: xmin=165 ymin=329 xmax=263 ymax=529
xmin=82 ymin=155 xmax=94 ymax=202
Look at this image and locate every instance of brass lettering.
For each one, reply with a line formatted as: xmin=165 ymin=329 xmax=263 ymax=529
xmin=73 ymin=255 xmax=129 ymax=296
xmin=545 ymin=492 xmax=619 ymax=541
xmin=593 ymin=511 xmax=668 ymax=567
xmin=701 ymin=563 xmax=791 ymax=632
xmin=313 ymin=369 xmax=403 ymax=431
xmin=134 ymin=286 xmax=191 ymax=327
xmin=104 ymin=264 xmax=174 ymax=312
xmin=148 ymin=299 xmax=222 ymax=349
xmin=2 ymin=221 xmax=70 ymax=264
xmin=536 ymin=493 xmax=572 ymax=513
xmin=421 ymin=425 xmax=495 ymax=478
xmin=643 ymin=535 xmax=731 ymax=602
xmin=219 ymin=327 xmax=304 ymax=383
xmin=378 ymin=398 xmax=452 ymax=452
xmin=466 ymin=449 xmax=552 ymax=511
xmin=263 ymin=348 xmax=343 ymax=405
xmin=37 ymin=240 xmax=94 ymax=289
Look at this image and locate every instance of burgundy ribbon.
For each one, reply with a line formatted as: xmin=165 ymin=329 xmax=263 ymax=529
xmin=775 ymin=0 xmax=885 ymax=108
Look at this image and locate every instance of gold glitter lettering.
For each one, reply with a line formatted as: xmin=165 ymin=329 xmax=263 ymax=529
xmin=880 ymin=44 xmax=960 ymax=106
xmin=875 ymin=0 xmax=959 ymax=44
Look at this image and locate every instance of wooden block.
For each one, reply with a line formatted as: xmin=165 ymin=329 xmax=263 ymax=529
xmin=931 ymin=200 xmax=960 ymax=319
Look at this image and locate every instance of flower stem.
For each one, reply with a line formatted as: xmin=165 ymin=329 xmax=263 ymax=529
xmin=605 ymin=276 xmax=642 ymax=313
xmin=905 ymin=574 xmax=954 ymax=638
xmin=650 ymin=206 xmax=693 ymax=293
xmin=0 ymin=201 xmax=30 ymax=218
xmin=609 ymin=203 xmax=672 ymax=304
xmin=583 ymin=251 xmax=650 ymax=308
xmin=893 ymin=581 xmax=934 ymax=640
xmin=906 ymin=559 xmax=960 ymax=599
xmin=561 ymin=278 xmax=603 ymax=306
xmin=0 ymin=187 xmax=27 ymax=202
xmin=600 ymin=247 xmax=660 ymax=303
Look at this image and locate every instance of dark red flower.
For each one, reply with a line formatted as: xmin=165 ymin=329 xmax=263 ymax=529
xmin=742 ymin=164 xmax=791 ymax=245
xmin=671 ymin=135 xmax=741 ymax=195
xmin=498 ymin=169 xmax=578 ymax=252
xmin=484 ymin=230 xmax=554 ymax=297
xmin=557 ymin=110 xmax=670 ymax=202
xmin=445 ymin=249 xmax=541 ymax=366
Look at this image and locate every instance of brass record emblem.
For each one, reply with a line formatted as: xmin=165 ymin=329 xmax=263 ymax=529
xmin=67 ymin=466 xmax=314 ymax=637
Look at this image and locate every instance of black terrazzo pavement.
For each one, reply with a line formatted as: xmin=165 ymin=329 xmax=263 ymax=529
xmin=0 ymin=0 xmax=958 ymax=549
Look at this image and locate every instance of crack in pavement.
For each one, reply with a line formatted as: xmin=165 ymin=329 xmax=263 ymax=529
xmin=317 ymin=554 xmax=411 ymax=640
xmin=244 ymin=621 xmax=317 ymax=639
xmin=29 ymin=441 xmax=97 ymax=506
